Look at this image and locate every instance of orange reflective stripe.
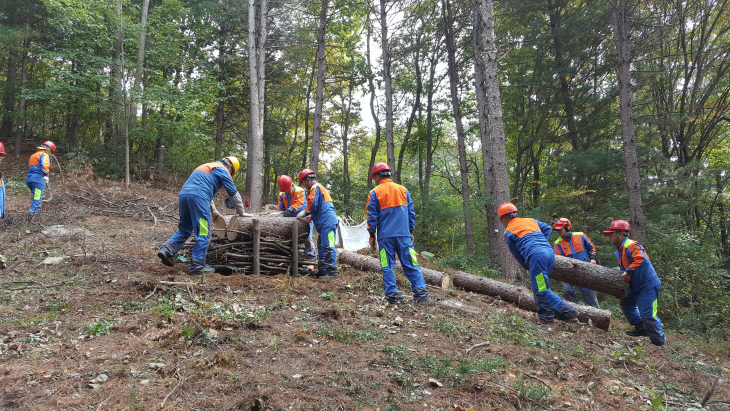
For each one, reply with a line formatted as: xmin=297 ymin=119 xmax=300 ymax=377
xmin=290 ymin=188 xmax=305 ymax=209
xmin=29 ymin=151 xmax=44 ymax=166
xmin=507 ymin=218 xmax=540 ymax=238
xmin=194 ymin=162 xmax=223 ymax=174
xmin=373 ymin=179 xmax=408 ymax=210
xmin=627 ymin=243 xmax=644 ymax=270
xmin=570 ymin=235 xmax=585 ymax=253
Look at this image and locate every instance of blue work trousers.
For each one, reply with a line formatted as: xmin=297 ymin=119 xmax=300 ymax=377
xmin=378 ymin=236 xmax=426 ymax=296
xmin=528 ymin=250 xmax=575 ymax=322
xmin=316 ymin=225 xmax=338 ymax=273
xmin=27 ymin=181 xmax=45 ymax=213
xmin=620 ymin=285 xmax=665 ymax=344
xmin=562 ymin=282 xmax=599 ymax=308
xmin=167 ymin=194 xmax=212 ymax=260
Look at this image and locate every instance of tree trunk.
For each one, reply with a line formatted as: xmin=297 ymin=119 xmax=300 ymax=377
xmin=452 ymin=271 xmax=611 ymax=330
xmin=130 ymin=0 xmax=149 ymax=140
xmin=309 ymin=0 xmax=329 ymax=171
xmin=337 ymin=250 xmax=450 ymax=288
xmin=248 ymin=0 xmax=263 ymax=212
xmin=396 ymin=32 xmax=422 ymax=184
xmin=380 ymin=0 xmax=395 ymax=170
xmin=257 ymin=0 xmax=267 ymax=147
xmin=443 ymin=0 xmax=475 ymax=255
xmin=341 ymin=64 xmax=355 ymax=217
xmin=478 ymin=0 xmax=523 ymax=282
xmin=366 ymin=15 xmax=382 ymax=190
xmin=610 ymin=0 xmax=647 ymax=244
xmin=422 ymin=54 xmax=437 ymax=211
xmin=552 ymin=255 xmax=628 ymax=298
xmin=215 ymin=30 xmax=226 ymax=159
xmin=1 ymin=49 xmax=18 ymax=139
xmin=14 ymin=40 xmax=30 ymax=157
xmin=113 ymin=0 xmax=124 ymax=141
xmin=226 ymin=216 xmax=310 ymax=241
xmin=302 ymin=55 xmax=316 ymax=169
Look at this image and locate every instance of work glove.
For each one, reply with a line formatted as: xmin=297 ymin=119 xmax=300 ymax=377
xmin=211 ymin=210 xmax=222 ymax=219
xmin=369 ymin=237 xmax=376 ymax=250
xmin=304 ymin=216 xmax=311 ymax=223
xmin=623 ymin=269 xmax=633 ymax=282
xmin=590 ymin=259 xmax=597 ymax=264
xmin=225 ymin=197 xmax=233 ymax=209
xmin=43 ymin=176 xmax=49 ymax=184
xmin=287 ymin=206 xmax=296 ymax=214
xmin=296 ymin=210 xmax=306 ymax=219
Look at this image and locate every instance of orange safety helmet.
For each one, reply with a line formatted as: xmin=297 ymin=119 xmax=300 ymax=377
xmin=278 ymin=175 xmax=293 ymax=193
xmin=371 ymin=162 xmax=392 ymax=179
xmin=553 ymin=218 xmax=572 ymax=230
xmin=40 ymin=140 xmax=56 ymax=154
xmin=298 ymin=168 xmax=315 ymax=184
xmin=497 ymin=202 xmax=518 ymax=218
xmin=0 ymin=142 xmax=6 ymax=155
xmin=603 ymin=219 xmax=631 ymax=236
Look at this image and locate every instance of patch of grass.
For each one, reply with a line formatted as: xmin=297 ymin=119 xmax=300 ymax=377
xmin=431 ymin=356 xmax=504 ymax=387
xmin=431 ymin=318 xmax=474 ymax=340
xmin=117 ymin=300 xmax=143 ymax=312
xmin=513 ymin=374 xmax=553 ymax=406
xmin=319 ymin=291 xmax=336 ymax=301
xmin=85 ymin=319 xmax=115 ymax=336
xmin=315 ymin=326 xmax=386 ymax=344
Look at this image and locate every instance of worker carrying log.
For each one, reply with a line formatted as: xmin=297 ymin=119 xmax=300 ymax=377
xmin=157 ymin=156 xmax=246 ymax=275
xmin=603 ymin=220 xmax=665 ymax=346
xmin=499 ymin=202 xmax=578 ymax=323
xmin=367 ymin=162 xmax=428 ymax=304
xmin=26 ymin=140 xmax=56 ymax=221
xmin=552 ymin=217 xmax=599 ymax=308
xmin=277 ymin=174 xmax=316 ymax=261
xmin=296 ymin=168 xmax=338 ymax=279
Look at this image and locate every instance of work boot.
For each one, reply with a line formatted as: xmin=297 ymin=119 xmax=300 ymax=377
xmin=157 ymin=251 xmax=175 ymax=267
xmin=625 ymin=324 xmax=650 ymax=337
xmin=317 ymin=268 xmax=339 ymax=279
xmin=557 ymin=304 xmax=579 ymax=322
xmin=413 ymin=287 xmax=429 ymax=303
xmin=189 ymin=258 xmax=214 ymax=275
xmin=386 ymin=292 xmax=404 ymax=305
xmin=641 ymin=317 xmax=666 ymax=346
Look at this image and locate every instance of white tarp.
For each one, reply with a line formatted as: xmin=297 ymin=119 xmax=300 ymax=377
xmin=337 ymin=218 xmax=371 ymax=251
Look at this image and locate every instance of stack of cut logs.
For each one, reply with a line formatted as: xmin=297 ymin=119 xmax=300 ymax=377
xmin=181 ymin=214 xmax=313 ymax=276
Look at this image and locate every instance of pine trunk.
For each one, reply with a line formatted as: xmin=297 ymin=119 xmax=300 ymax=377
xmin=551 ymin=255 xmax=629 ymax=298
xmin=226 ymin=216 xmax=310 ymax=241
xmin=452 ymin=271 xmax=611 ymax=330
xmin=309 ymin=0 xmax=329 ymax=171
xmin=337 ymin=250 xmax=450 ymax=288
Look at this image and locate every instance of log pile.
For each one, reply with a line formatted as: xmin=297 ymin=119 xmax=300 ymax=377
xmin=181 ymin=215 xmax=314 ymax=276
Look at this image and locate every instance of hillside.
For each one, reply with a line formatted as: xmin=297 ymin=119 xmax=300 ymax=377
xmin=0 ymin=155 xmax=728 ymax=410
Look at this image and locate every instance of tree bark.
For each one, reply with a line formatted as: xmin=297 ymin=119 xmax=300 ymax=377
xmin=452 ymin=271 xmax=611 ymax=330
xmin=14 ymin=40 xmax=30 ymax=157
xmin=609 ymin=0 xmax=647 ymax=244
xmin=337 ymin=249 xmax=450 ymax=288
xmin=1 ymin=48 xmax=18 ymax=140
xmin=113 ymin=0 xmax=124 ymax=141
xmin=248 ymin=0 xmax=263 ymax=212
xmin=396 ymin=31 xmax=422 ymax=184
xmin=226 ymin=216 xmax=310 ymax=241
xmin=366 ymin=14 xmax=382 ymax=190
xmin=443 ymin=0 xmax=475 ymax=255
xmin=552 ymin=255 xmax=628 ymax=298
xmin=130 ymin=0 xmax=150 ymax=140
xmin=477 ymin=0 xmax=523 ymax=282
xmin=309 ymin=0 xmax=329 ymax=171
xmin=380 ymin=0 xmax=395 ymax=170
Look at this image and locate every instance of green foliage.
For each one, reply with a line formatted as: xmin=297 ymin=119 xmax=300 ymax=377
xmin=85 ymin=319 xmax=115 ymax=336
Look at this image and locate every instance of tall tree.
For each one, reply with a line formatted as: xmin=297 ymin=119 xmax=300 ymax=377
xmin=249 ymin=0 xmax=263 ymax=211
xmin=477 ymin=0 xmax=523 ymax=282
xmin=309 ymin=0 xmax=330 ymax=171
xmin=130 ymin=0 xmax=150 ymax=143
xmin=379 ymin=0 xmax=395 ymax=170
xmin=366 ymin=13 xmax=382 ymax=190
xmin=443 ymin=0 xmax=475 ymax=255
xmin=609 ymin=0 xmax=647 ymax=244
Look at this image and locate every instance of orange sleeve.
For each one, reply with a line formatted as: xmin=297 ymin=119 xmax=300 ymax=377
xmin=291 ymin=190 xmax=304 ymax=209
xmin=628 ymin=243 xmax=644 ymax=270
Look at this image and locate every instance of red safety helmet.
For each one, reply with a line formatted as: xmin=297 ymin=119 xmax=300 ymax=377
xmin=603 ymin=219 xmax=631 ymax=236
xmin=0 ymin=142 xmax=6 ymax=155
xmin=298 ymin=168 xmax=316 ymax=184
xmin=497 ymin=202 xmax=518 ymax=218
xmin=40 ymin=140 xmax=56 ymax=154
xmin=278 ymin=175 xmax=293 ymax=193
xmin=371 ymin=162 xmax=392 ymax=179
xmin=553 ymin=218 xmax=572 ymax=230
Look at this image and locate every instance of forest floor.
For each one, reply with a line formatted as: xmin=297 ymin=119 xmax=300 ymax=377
xmin=0 ymin=152 xmax=728 ymax=410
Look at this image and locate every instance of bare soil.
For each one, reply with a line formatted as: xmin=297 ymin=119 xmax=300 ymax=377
xmin=0 ymin=153 xmax=728 ymax=410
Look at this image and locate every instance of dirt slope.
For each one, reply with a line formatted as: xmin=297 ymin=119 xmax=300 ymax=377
xmin=0 ymin=154 xmax=727 ymax=410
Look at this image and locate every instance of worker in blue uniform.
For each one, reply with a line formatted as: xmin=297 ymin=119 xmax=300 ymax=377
xmin=297 ymin=168 xmax=338 ymax=279
xmin=552 ymin=217 xmax=599 ymax=307
xmin=277 ymin=174 xmax=315 ymax=261
xmin=157 ymin=156 xmax=246 ymax=275
xmin=367 ymin=162 xmax=428 ymax=304
xmin=499 ymin=202 xmax=579 ymax=323
xmin=26 ymin=140 xmax=56 ymax=220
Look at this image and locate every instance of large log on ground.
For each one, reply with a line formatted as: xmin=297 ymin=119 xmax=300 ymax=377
xmin=337 ymin=249 xmax=450 ymax=288
xmin=226 ymin=216 xmax=309 ymax=241
xmin=551 ymin=255 xmax=629 ymax=298
xmin=452 ymin=271 xmax=611 ymax=330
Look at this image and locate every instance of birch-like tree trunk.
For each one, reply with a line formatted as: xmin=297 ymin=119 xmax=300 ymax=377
xmin=478 ymin=0 xmax=523 ymax=282
xmin=309 ymin=0 xmax=329 ymax=171
xmin=366 ymin=15 xmax=382 ymax=190
xmin=443 ymin=0 xmax=475 ymax=255
xmin=248 ymin=0 xmax=263 ymax=212
xmin=609 ymin=0 xmax=647 ymax=244
xmin=380 ymin=0 xmax=395 ymax=170
xmin=130 ymin=0 xmax=149 ymax=139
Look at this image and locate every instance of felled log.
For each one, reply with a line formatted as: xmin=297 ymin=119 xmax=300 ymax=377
xmin=212 ymin=215 xmax=234 ymax=238
xmin=551 ymin=255 xmax=629 ymax=298
xmin=337 ymin=249 xmax=450 ymax=288
xmin=452 ymin=271 xmax=611 ymax=330
xmin=226 ymin=216 xmax=309 ymax=241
